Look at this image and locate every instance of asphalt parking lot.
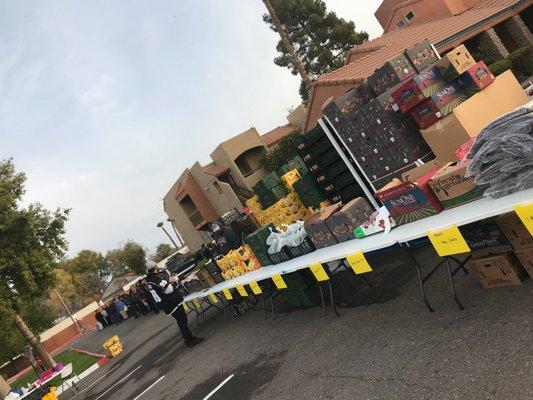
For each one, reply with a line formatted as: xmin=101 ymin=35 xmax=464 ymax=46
xmin=66 ymin=246 xmax=533 ymax=400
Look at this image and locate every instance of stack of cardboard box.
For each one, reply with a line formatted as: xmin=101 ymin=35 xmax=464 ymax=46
xmin=419 ymin=70 xmax=528 ymax=162
xmin=464 ymin=213 xmax=531 ymax=289
xmin=322 ymin=40 xmax=437 ymax=190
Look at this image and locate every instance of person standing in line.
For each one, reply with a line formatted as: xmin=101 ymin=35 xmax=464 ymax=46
xmin=145 ymin=266 xmax=204 ymax=348
xmin=115 ymin=297 xmax=128 ymax=320
xmin=100 ymin=306 xmax=112 ymax=326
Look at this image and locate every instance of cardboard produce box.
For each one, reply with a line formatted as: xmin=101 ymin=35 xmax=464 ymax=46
xmin=460 ymin=219 xmax=512 ymax=256
xmin=304 ymin=204 xmax=342 ymax=248
xmin=378 ymin=164 xmax=443 ymax=225
xmin=419 ymin=70 xmax=528 ymax=162
xmin=368 ymin=53 xmax=416 ymax=95
xmin=428 ymin=162 xmax=488 ymax=209
xmin=325 ymin=197 xmax=374 ymax=242
xmin=497 ymin=212 xmax=533 ymax=250
xmin=514 ymin=248 xmax=533 ymax=278
xmin=410 ymin=99 xmax=442 ymax=129
xmin=433 ymin=44 xmax=476 ymax=82
xmin=390 ymin=78 xmax=426 ymax=112
xmin=414 ymin=66 xmax=445 ymax=97
xmin=467 ymin=252 xmax=526 ymax=289
xmin=459 ymin=61 xmax=494 ymax=91
xmin=404 ymin=39 xmax=439 ymax=72
xmin=429 ymin=80 xmax=470 ymax=117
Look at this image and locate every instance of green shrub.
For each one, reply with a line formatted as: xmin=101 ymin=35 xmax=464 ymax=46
xmin=508 ymin=46 xmax=533 ymax=81
xmin=260 ymin=132 xmax=301 ymax=172
xmin=488 ymin=58 xmax=512 ymax=76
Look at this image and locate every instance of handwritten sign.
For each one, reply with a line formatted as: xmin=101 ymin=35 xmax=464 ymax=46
xmin=236 ymin=284 xmax=248 ymax=297
xmin=249 ymin=281 xmax=262 ymax=295
xmin=309 ymin=263 xmax=329 ymax=281
xmin=428 ymin=225 xmax=470 ymax=257
xmin=346 ymin=251 xmax=373 ymax=274
xmin=209 ymin=293 xmax=219 ymax=304
xmin=272 ymin=274 xmax=288 ymax=289
xmin=514 ymin=203 xmax=533 ymax=236
xmin=222 ymin=288 xmax=233 ymax=300
xmin=192 ymin=299 xmax=201 ymax=310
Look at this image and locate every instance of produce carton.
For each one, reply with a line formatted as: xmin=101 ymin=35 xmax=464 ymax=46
xmin=410 ymin=99 xmax=442 ymax=129
xmin=390 ymin=79 xmax=425 ymax=112
xmin=405 ymin=39 xmax=439 ymax=72
xmin=433 ymin=44 xmax=476 ymax=82
xmin=428 ymin=162 xmax=488 ymax=209
xmin=377 ymin=167 xmax=442 ymax=225
xmin=429 ymin=80 xmax=469 ymax=117
xmin=304 ymin=204 xmax=342 ymax=248
xmin=368 ymin=53 xmax=416 ymax=95
xmin=459 ymin=61 xmax=494 ymax=91
xmin=497 ymin=212 xmax=533 ymax=250
xmin=467 ymin=252 xmax=526 ymax=289
xmin=413 ymin=66 xmax=445 ymax=97
xmin=325 ymin=198 xmax=374 ymax=242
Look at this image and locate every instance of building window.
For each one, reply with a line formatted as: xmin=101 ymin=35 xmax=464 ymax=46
xmin=235 ymin=156 xmax=253 ymax=177
xmin=180 ymin=195 xmax=204 ymax=226
xmin=396 ymin=20 xmax=405 ymax=29
xmin=213 ymin=181 xmax=224 ymax=194
xmin=405 ymin=11 xmax=415 ymax=21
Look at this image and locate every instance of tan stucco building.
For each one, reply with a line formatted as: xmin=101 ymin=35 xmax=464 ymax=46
xmin=163 ymin=107 xmax=306 ymax=253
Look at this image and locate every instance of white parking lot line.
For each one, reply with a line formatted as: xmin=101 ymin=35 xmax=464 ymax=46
xmin=132 ymin=375 xmax=166 ymax=400
xmin=203 ymin=374 xmax=235 ymax=400
xmin=93 ymin=364 xmax=142 ymax=400
xmin=71 ymin=364 xmax=123 ymax=397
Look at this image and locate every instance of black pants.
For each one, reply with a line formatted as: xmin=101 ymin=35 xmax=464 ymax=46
xmin=170 ymin=306 xmax=194 ymax=344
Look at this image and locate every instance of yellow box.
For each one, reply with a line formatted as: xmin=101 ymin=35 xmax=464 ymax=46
xmin=282 ymin=169 xmax=301 ymax=189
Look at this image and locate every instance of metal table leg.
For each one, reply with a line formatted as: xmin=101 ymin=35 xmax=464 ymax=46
xmin=445 ymin=257 xmax=464 ymax=311
xmin=402 ymin=243 xmax=434 ymax=313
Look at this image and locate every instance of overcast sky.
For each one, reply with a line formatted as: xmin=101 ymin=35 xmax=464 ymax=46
xmin=0 ymin=0 xmax=383 ymax=256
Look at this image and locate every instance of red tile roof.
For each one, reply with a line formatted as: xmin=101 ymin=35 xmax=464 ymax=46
xmin=262 ymin=123 xmax=300 ymax=147
xmin=203 ymin=163 xmax=230 ymax=177
xmin=303 ymin=0 xmax=527 ymax=132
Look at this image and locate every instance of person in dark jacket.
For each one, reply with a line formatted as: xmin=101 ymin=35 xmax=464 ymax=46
xmin=145 ymin=266 xmax=204 ymax=348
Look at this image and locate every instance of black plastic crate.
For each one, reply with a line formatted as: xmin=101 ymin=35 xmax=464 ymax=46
xmin=310 ymin=137 xmax=334 ymax=156
xmin=269 ymin=247 xmax=292 ymax=264
xmin=332 ymin=171 xmax=355 ymax=189
xmin=286 ymin=237 xmax=315 ymax=258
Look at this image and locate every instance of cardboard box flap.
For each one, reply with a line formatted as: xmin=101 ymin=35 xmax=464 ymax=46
xmin=401 ymin=159 xmax=445 ymax=182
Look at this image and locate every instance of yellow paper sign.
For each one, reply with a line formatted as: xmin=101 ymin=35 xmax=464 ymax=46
xmin=346 ymin=251 xmax=373 ymax=274
xmin=309 ymin=263 xmax=329 ymax=281
xmin=271 ymin=273 xmax=288 ymax=289
xmin=222 ymin=288 xmax=233 ymax=300
xmin=428 ymin=225 xmax=470 ymax=257
xmin=209 ymin=293 xmax=219 ymax=304
xmin=514 ymin=203 xmax=533 ymax=236
xmin=182 ymin=302 xmax=190 ymax=312
xmin=236 ymin=284 xmax=248 ymax=297
xmin=193 ymin=299 xmax=201 ymax=310
xmin=249 ymin=281 xmax=262 ymax=295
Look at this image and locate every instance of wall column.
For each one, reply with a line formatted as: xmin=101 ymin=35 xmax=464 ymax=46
xmin=478 ymin=27 xmax=509 ymax=59
xmin=503 ymin=14 xmax=533 ymax=48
